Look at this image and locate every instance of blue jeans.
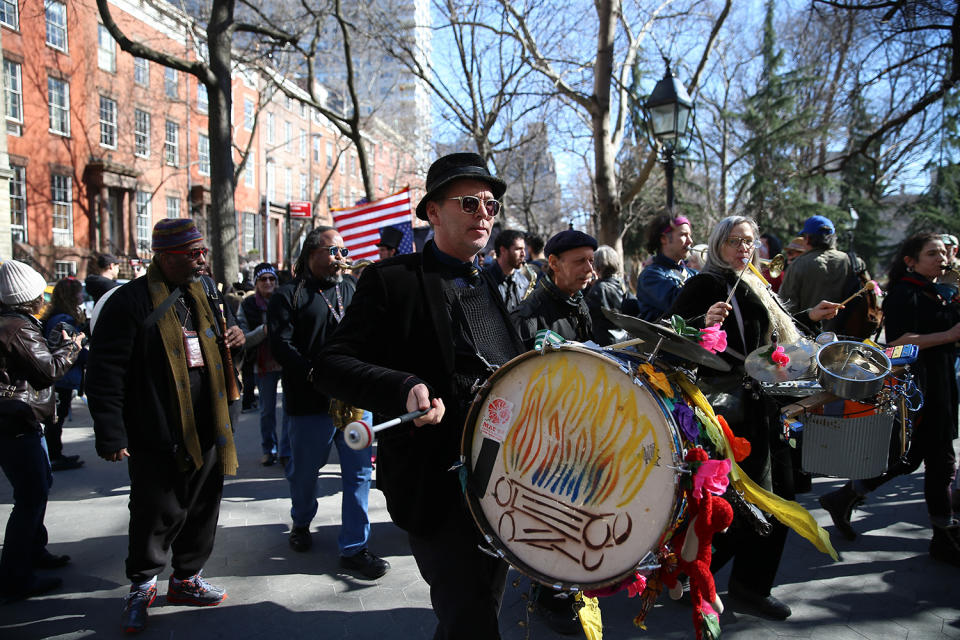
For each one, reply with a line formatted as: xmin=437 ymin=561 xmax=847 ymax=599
xmin=0 ymin=431 xmax=52 ymax=587
xmin=256 ymin=371 xmax=290 ymax=457
xmin=287 ymin=412 xmax=372 ymax=556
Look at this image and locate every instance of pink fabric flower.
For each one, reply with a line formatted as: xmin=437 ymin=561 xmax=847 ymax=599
xmin=771 ymin=345 xmax=790 ymax=366
xmin=691 ymin=458 xmax=731 ymax=499
xmin=869 ymin=280 xmax=882 ymax=296
xmin=698 ymin=324 xmax=728 ymax=354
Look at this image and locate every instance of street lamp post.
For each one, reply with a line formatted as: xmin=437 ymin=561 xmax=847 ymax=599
xmin=643 ymin=59 xmax=694 ymax=213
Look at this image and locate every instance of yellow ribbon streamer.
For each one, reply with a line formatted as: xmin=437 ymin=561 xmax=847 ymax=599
xmin=674 ymin=373 xmax=838 ymax=561
xmin=575 ymin=593 xmax=604 ymax=640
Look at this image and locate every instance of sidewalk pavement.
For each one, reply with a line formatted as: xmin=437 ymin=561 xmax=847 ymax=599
xmin=0 ymin=396 xmax=957 ymax=639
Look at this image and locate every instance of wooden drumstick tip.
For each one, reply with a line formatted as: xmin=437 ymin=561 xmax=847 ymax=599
xmin=838 ymin=279 xmax=876 ymax=307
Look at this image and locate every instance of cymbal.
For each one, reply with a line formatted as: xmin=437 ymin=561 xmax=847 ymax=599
xmin=744 ymin=339 xmax=819 ymax=383
xmin=602 ymin=309 xmax=732 ymax=372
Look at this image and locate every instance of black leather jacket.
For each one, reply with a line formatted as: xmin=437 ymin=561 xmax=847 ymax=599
xmin=0 ymin=309 xmax=81 ymax=434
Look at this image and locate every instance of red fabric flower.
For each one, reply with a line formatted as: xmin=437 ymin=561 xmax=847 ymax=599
xmin=692 ymin=458 xmax=732 ymax=499
xmin=717 ymin=415 xmax=751 ymax=462
xmin=770 ymin=345 xmax=790 ymax=367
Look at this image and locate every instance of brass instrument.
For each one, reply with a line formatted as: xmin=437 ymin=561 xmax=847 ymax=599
xmin=331 ymin=398 xmax=366 ymax=430
xmin=759 ymin=253 xmax=786 ymax=278
xmin=342 ymin=259 xmax=375 ymax=271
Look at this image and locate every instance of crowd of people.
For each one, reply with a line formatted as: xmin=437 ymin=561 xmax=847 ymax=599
xmin=0 ymin=151 xmax=958 ymax=640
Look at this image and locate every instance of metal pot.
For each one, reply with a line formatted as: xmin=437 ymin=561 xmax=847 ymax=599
xmin=816 ymin=340 xmax=891 ymax=401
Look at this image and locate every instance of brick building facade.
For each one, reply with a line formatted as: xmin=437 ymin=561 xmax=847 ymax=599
xmin=2 ymin=0 xmax=419 ymax=280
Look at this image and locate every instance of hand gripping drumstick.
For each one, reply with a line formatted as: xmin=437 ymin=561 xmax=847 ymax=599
xmin=344 ymin=408 xmax=431 ymax=450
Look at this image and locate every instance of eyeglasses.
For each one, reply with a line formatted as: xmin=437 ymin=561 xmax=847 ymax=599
xmin=723 ymin=236 xmax=762 ymax=249
xmin=448 ymin=195 xmax=502 ymax=217
xmin=163 ymin=247 xmax=209 ymax=260
xmin=318 ymin=245 xmax=349 ymax=258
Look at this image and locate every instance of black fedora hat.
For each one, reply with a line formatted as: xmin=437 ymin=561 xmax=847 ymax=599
xmin=376 ymin=226 xmax=403 ymax=250
xmin=415 ymin=153 xmax=506 ymax=221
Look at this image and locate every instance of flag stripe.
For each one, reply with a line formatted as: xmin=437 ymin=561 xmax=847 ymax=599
xmin=331 ymin=188 xmax=414 ymax=262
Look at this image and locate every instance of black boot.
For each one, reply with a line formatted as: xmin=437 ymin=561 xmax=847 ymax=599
xmin=930 ymin=524 xmax=960 ymax=567
xmin=819 ymin=482 xmax=864 ymax=541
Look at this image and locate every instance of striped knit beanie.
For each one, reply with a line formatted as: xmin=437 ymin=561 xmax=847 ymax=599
xmin=152 ymin=218 xmax=203 ymax=251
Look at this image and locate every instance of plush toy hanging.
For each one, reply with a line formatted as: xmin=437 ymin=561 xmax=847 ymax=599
xmin=660 ymin=447 xmax=734 ymax=640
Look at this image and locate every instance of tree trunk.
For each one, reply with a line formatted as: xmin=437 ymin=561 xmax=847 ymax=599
xmin=593 ymin=0 xmax=622 ymax=254
xmin=207 ymin=0 xmax=238 ymax=285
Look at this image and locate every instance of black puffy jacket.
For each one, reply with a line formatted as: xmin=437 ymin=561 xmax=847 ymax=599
xmin=0 ymin=309 xmax=81 ymax=435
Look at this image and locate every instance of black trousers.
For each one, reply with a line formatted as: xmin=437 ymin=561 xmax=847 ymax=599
xmin=0 ymin=431 xmax=51 ymax=587
xmin=125 ymin=445 xmax=224 ymax=584
xmin=408 ymin=504 xmax=509 ymax=640
xmin=711 ymin=395 xmax=795 ymax=598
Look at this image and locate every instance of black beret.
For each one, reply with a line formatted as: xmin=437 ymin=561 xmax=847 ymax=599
xmin=544 ymin=230 xmax=598 ymax=257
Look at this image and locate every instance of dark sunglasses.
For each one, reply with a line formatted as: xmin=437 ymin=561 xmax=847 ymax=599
xmin=163 ymin=247 xmax=209 ymax=260
xmin=318 ymin=245 xmax=349 ymax=258
xmin=449 ymin=195 xmax=502 ymax=217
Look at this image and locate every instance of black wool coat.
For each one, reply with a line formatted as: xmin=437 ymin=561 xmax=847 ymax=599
xmin=314 ymin=241 xmax=523 ymax=535
xmin=87 ymin=276 xmax=240 ymax=460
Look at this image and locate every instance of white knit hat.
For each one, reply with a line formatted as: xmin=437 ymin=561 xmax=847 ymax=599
xmin=0 ymin=260 xmax=47 ymax=305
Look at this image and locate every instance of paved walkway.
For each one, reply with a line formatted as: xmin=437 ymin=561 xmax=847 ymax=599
xmin=0 ymin=397 xmax=957 ymax=639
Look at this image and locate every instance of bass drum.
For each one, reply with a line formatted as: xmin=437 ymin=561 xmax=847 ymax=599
xmin=461 ymin=343 xmax=684 ymax=591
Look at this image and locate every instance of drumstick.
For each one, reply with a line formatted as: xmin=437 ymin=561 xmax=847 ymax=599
xmin=723 ymin=252 xmax=755 ymax=306
xmin=343 ymin=408 xmax=431 ymax=450
xmin=607 ymin=337 xmax=645 ymax=350
xmin=837 ymin=280 xmax=877 ymax=307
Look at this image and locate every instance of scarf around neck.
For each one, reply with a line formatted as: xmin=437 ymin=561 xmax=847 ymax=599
xmin=147 ymin=262 xmax=238 ymax=476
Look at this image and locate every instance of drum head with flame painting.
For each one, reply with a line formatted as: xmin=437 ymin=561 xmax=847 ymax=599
xmin=462 ymin=345 xmax=684 ymax=590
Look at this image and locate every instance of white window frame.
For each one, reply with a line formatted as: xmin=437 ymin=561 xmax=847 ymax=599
xmin=54 ymin=261 xmax=77 ymax=280
xmin=134 ymin=57 xmax=148 ymax=86
xmin=46 ymin=1 xmax=67 ymax=52
xmin=284 ymin=167 xmax=292 ymax=202
xmin=4 ymin=59 xmax=22 ymax=135
xmin=326 ymin=142 xmax=333 ymax=166
xmin=134 ymin=109 xmax=150 ymax=158
xmin=97 ymin=24 xmax=115 ymax=72
xmin=284 ymin=121 xmax=292 ymax=151
xmin=198 ymin=133 xmax=210 ymax=175
xmin=0 ymin=0 xmax=19 ymax=30
xmin=99 ymin=95 xmax=117 ymax=148
xmin=135 ymin=191 xmax=152 ymax=250
xmin=164 ymin=67 xmax=178 ymax=98
xmin=244 ymin=151 xmax=255 ymax=187
xmin=197 ymin=83 xmax=208 ymax=114
xmin=166 ymin=195 xmax=181 ymax=218
xmin=266 ymin=163 xmax=275 ymax=201
xmin=51 ymin=174 xmax=73 ymax=247
xmin=48 ymin=76 xmax=69 ymax=136
xmin=266 ymin=112 xmax=274 ymax=144
xmin=164 ymin=120 xmax=179 ymax=166
xmin=299 ymin=173 xmax=307 ymax=201
xmin=299 ymin=129 xmax=307 ymax=159
xmin=10 ymin=165 xmax=26 ymax=243
xmin=243 ymin=98 xmax=253 ymax=131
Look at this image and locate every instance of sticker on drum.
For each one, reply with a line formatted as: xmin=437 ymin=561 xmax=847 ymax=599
xmin=462 ymin=344 xmax=684 ymax=590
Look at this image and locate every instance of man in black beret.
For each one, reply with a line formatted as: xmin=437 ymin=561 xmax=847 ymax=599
xmin=315 ymin=153 xmax=525 ymax=638
xmin=512 ymin=229 xmax=597 ymax=350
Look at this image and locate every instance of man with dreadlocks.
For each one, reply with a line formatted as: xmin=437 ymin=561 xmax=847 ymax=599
xmin=267 ymin=226 xmax=389 ymax=579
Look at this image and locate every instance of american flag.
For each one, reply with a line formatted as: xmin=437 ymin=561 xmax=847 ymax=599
xmin=331 ymin=188 xmax=415 ymax=261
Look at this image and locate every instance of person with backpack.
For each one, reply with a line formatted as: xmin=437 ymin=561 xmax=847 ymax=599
xmin=779 ymin=215 xmax=875 ymax=338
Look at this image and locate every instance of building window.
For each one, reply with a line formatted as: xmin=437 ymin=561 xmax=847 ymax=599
xmin=46 ymin=1 xmax=67 ymax=51
xmin=10 ymin=165 xmax=25 ymax=243
xmin=284 ymin=121 xmax=291 ymax=151
xmin=135 ymin=191 xmax=152 ymax=250
xmin=300 ymin=102 xmax=307 ymax=119
xmin=326 ymin=142 xmax=333 ymax=167
xmin=339 ymin=186 xmax=345 ymax=208
xmin=244 ymin=152 xmax=255 ymax=187
xmin=166 ymin=196 xmax=180 ymax=218
xmin=48 ymin=76 xmax=69 ymax=136
xmin=266 ymin=112 xmax=274 ymax=144
xmin=0 ymin=0 xmax=18 ymax=30
xmin=284 ymin=167 xmax=292 ymax=202
xmin=54 ymin=261 xmax=76 ymax=280
xmin=134 ymin=109 xmax=150 ymax=157
xmin=197 ymin=83 xmax=208 ymax=114
xmin=198 ymin=134 xmax=210 ymax=175
xmin=243 ymin=98 xmax=253 ymax=130
xmin=134 ymin=57 xmax=148 ymax=86
xmin=4 ymin=59 xmax=22 ymax=136
xmin=164 ymin=67 xmax=177 ymax=98
xmin=299 ymin=129 xmax=307 ymax=159
xmin=266 ymin=164 xmax=275 ymax=201
xmin=164 ymin=120 xmax=179 ymax=166
xmin=99 ymin=95 xmax=117 ymax=148
xmin=313 ymin=137 xmax=321 ymax=163
xmin=51 ymin=174 xmax=73 ymax=247
xmin=299 ymin=173 xmax=307 ymax=201
xmin=327 ymin=190 xmax=333 ymax=210
xmin=242 ymin=211 xmax=261 ymax=254
xmin=339 ymin=155 xmax=345 ymax=174
xmin=98 ymin=24 xmax=115 ymax=72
